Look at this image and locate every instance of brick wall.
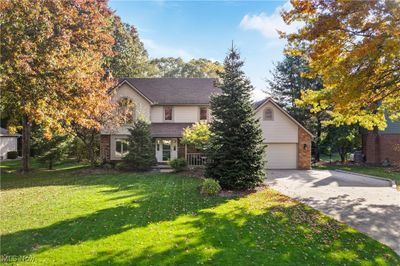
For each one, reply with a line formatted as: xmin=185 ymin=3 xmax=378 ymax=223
xmin=100 ymin=135 xmax=111 ymax=162
xmin=297 ymin=127 xmax=312 ymax=169
xmin=364 ymin=132 xmax=400 ymax=165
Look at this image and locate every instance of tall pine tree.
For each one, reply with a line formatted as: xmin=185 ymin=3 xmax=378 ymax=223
xmin=124 ymin=119 xmax=155 ymax=170
xmin=206 ymin=47 xmax=265 ymax=190
xmin=267 ymin=55 xmax=326 ymax=161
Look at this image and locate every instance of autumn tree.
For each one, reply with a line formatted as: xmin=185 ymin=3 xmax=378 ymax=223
xmin=0 ymin=0 xmax=114 ymax=172
xmin=181 ymin=122 xmax=210 ymax=150
xmin=71 ymin=94 xmax=132 ymax=166
xmin=151 ymin=57 xmax=223 ymax=78
xmin=282 ymin=0 xmax=400 ymax=130
xmin=108 ymin=16 xmax=156 ymax=78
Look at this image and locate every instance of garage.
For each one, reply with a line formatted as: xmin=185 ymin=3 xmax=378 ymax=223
xmin=265 ymin=143 xmax=297 ymax=169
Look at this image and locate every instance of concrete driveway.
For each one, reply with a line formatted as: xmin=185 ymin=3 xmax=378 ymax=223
xmin=265 ymin=170 xmax=400 ymax=254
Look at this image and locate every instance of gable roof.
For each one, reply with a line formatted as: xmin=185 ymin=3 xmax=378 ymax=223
xmin=254 ymin=97 xmax=314 ymax=137
xmin=116 ymin=78 xmax=221 ymax=105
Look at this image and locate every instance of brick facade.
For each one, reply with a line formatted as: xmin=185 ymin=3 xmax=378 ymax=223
xmin=362 ymin=131 xmax=400 ymax=165
xmin=100 ymin=135 xmax=111 ymax=162
xmin=297 ymin=127 xmax=312 ymax=169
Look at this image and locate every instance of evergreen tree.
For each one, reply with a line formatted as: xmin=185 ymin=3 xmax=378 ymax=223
xmin=124 ymin=119 xmax=155 ymax=170
xmin=32 ymin=129 xmax=72 ymax=170
xmin=206 ymin=47 xmax=265 ymax=190
xmin=267 ymin=55 xmax=326 ymax=161
xmin=108 ymin=16 xmax=156 ymax=78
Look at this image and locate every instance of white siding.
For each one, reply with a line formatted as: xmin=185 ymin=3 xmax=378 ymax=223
xmin=255 ymin=102 xmax=298 ymax=143
xmin=151 ymin=106 xmax=207 ymax=123
xmin=0 ymin=137 xmax=18 ymax=159
xmin=174 ymin=106 xmax=199 ymax=122
xmin=265 ymin=144 xmax=297 ymax=169
xmin=151 ymin=106 xmax=164 ymax=122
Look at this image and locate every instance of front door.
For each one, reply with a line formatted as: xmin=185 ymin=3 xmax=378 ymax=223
xmin=155 ymin=139 xmax=178 ymax=162
xmin=162 ymin=141 xmax=171 ymax=161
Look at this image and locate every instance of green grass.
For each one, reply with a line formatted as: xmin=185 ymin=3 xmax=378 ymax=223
xmin=1 ymin=161 xmax=399 ymax=265
xmin=316 ymin=164 xmax=400 ymax=184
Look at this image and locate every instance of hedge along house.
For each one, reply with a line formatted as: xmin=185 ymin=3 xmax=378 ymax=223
xmin=100 ymin=78 xmax=313 ymax=169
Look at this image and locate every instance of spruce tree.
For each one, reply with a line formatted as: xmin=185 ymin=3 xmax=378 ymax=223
xmin=125 ymin=119 xmax=155 ymax=170
xmin=206 ymin=47 xmax=265 ymax=190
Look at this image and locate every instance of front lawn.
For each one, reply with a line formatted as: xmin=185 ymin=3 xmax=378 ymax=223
xmin=1 ymin=161 xmax=399 ymax=265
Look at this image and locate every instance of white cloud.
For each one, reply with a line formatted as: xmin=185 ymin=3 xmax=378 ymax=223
xmin=239 ymin=1 xmax=301 ymax=40
xmin=142 ymin=38 xmax=194 ymax=61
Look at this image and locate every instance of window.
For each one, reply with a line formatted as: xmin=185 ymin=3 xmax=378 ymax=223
xmin=164 ymin=106 xmax=173 ymax=121
xmin=200 ymin=107 xmax=208 ymax=120
xmin=263 ymin=108 xmax=274 ymax=121
xmin=115 ymin=138 xmax=129 ymax=157
xmin=118 ymin=97 xmax=135 ymax=123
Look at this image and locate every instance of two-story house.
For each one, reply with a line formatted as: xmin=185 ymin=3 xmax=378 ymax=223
xmin=100 ymin=78 xmax=312 ymax=169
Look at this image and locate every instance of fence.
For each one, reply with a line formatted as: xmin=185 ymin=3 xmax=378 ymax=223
xmin=186 ymin=153 xmax=208 ymax=166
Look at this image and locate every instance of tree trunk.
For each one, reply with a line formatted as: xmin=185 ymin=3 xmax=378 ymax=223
xmin=88 ymin=146 xmax=95 ymax=167
xmin=339 ymin=148 xmax=346 ymax=163
xmin=314 ymin=117 xmax=322 ymax=162
xmin=21 ymin=115 xmax=31 ymax=173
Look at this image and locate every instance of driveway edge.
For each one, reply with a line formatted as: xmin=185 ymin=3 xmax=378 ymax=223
xmin=333 ymin=170 xmax=397 ymax=189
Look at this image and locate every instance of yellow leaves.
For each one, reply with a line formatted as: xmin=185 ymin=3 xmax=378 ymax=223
xmin=282 ymin=0 xmax=400 ymax=129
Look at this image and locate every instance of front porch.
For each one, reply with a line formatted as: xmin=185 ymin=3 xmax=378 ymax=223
xmin=154 ymin=138 xmax=206 ymax=166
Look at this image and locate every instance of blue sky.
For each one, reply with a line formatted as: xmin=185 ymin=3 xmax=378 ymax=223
xmin=109 ymin=0 xmax=299 ymax=100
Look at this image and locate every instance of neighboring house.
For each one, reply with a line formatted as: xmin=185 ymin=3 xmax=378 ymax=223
xmin=100 ymin=78 xmax=312 ymax=169
xmin=0 ymin=127 xmax=20 ymax=160
xmin=362 ymin=117 xmax=400 ymax=165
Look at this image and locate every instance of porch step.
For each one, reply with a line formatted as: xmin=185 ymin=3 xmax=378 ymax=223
xmin=152 ymin=164 xmax=174 ymax=173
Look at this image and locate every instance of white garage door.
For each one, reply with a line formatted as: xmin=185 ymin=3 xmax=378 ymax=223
xmin=265 ymin=143 xmax=297 ymax=169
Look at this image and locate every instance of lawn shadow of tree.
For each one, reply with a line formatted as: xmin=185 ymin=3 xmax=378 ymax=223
xmin=2 ymin=174 xmax=399 ymax=265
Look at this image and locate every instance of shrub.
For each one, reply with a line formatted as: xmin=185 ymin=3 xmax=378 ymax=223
xmin=124 ymin=119 xmax=155 ymax=171
xmin=102 ymin=163 xmax=113 ymax=170
xmin=200 ymin=178 xmax=221 ymax=196
xmin=7 ymin=151 xmax=18 ymax=159
xmin=169 ymin=158 xmax=187 ymax=172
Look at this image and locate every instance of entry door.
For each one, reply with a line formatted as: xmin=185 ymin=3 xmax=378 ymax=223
xmin=162 ymin=141 xmax=171 ymax=161
xmin=155 ymin=139 xmax=178 ymax=162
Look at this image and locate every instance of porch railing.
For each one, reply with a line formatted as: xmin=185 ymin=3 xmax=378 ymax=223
xmin=186 ymin=153 xmax=208 ymax=166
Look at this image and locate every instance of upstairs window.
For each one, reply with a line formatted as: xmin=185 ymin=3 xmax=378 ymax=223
xmin=115 ymin=138 xmax=129 ymax=157
xmin=164 ymin=106 xmax=173 ymax=121
xmin=263 ymin=108 xmax=274 ymax=121
xmin=200 ymin=107 xmax=208 ymax=121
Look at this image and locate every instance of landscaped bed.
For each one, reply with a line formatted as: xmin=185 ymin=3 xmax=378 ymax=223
xmin=1 ymin=161 xmax=399 ymax=265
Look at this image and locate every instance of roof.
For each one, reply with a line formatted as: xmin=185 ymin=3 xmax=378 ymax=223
xmin=254 ymin=97 xmax=314 ymax=137
xmin=117 ymin=78 xmax=221 ymax=105
xmin=381 ymin=114 xmax=400 ymax=134
xmin=254 ymin=99 xmax=267 ymax=109
xmin=150 ymin=123 xmax=193 ymax=138
xmin=0 ymin=127 xmax=21 ymax=137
